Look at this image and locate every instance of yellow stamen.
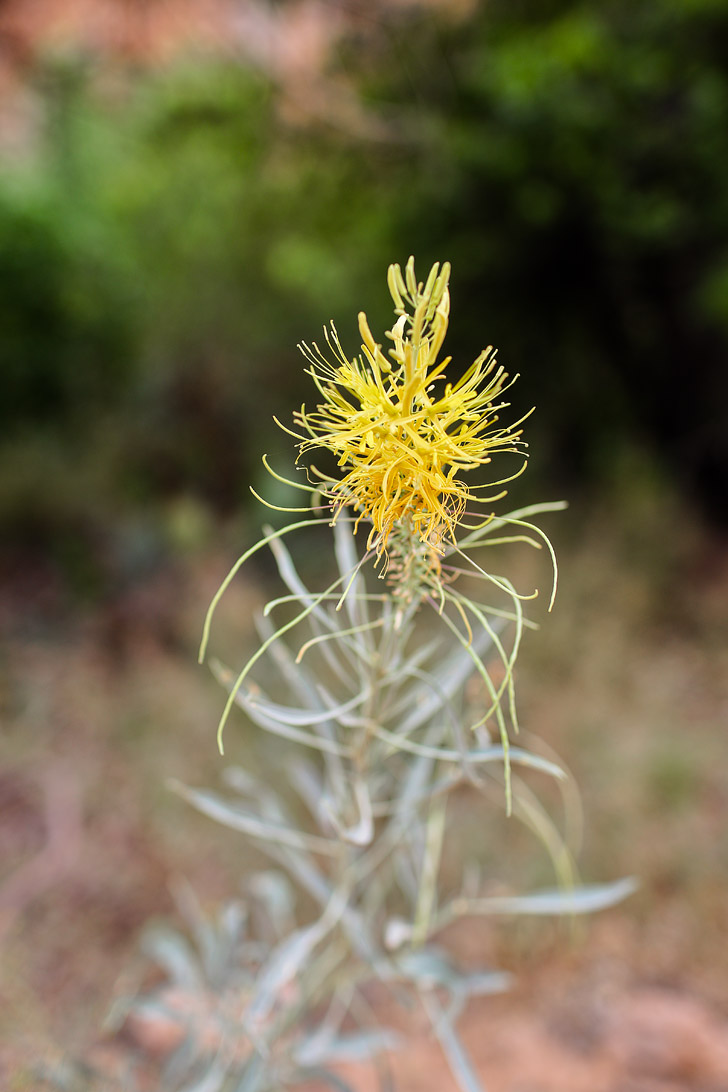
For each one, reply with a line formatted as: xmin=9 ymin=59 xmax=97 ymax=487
xmin=291 ymin=258 xmax=528 ymax=557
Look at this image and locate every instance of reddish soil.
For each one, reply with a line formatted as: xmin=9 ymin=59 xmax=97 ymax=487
xmin=336 ymin=983 xmax=728 ymax=1092
xmin=105 ymin=968 xmax=728 ymax=1091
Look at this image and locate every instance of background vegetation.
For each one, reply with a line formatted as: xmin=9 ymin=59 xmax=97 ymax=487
xmin=2 ymin=0 xmax=728 ymax=606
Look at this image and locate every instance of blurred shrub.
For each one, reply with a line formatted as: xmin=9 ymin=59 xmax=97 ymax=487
xmin=359 ymin=0 xmax=728 ymax=514
xmin=2 ymin=0 xmax=728 ymax=596
xmin=0 ymin=57 xmax=401 ymax=586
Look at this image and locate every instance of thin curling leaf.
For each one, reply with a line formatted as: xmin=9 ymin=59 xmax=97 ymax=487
xmin=265 ymin=530 xmax=367 ymax=683
xmin=247 ymin=624 xmax=351 ymax=800
xmin=507 ymin=773 xmax=577 ymax=894
xmin=213 ymin=662 xmax=352 ymax=755
xmin=335 ymin=548 xmax=374 ymax=613
xmin=516 ymin=728 xmax=585 ymax=855
xmin=253 ymin=613 xmax=322 ymax=709
xmin=444 ymin=876 xmax=638 ymax=919
xmin=169 ymin=782 xmax=342 ymax=857
xmin=456 ymin=501 xmax=567 ymax=612
xmin=218 ymin=679 xmax=354 ymax=758
xmin=455 ymin=499 xmax=569 ymax=550
xmin=262 ymin=591 xmax=387 ymax=614
xmin=495 ymin=515 xmax=560 ymax=613
xmin=380 ymin=664 xmax=462 ymax=753
xmin=243 ymin=683 xmax=369 ymax=729
xmin=242 ymin=626 xmax=351 ymax=805
xmin=446 ymin=583 xmax=523 ymax=741
xmin=295 ymin=617 xmax=385 ymax=664
xmin=434 ymin=605 xmax=513 ymax=813
xmin=451 ymin=548 xmax=538 ymax=607
xmin=215 ymin=567 xmax=357 ymax=753
xmin=199 ymin=517 xmax=330 ymax=664
xmin=369 ymin=726 xmax=566 ymax=778
xmin=433 ymin=597 xmax=511 ymax=737
xmin=390 ymin=629 xmax=497 ymax=738
xmin=437 ymin=569 xmax=540 ymax=630
xmin=333 ymin=516 xmax=371 ymax=634
xmin=445 ymin=587 xmax=520 ymax=727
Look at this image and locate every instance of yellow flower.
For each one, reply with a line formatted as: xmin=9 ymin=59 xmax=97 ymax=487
xmin=292 ymin=258 xmax=528 ymax=556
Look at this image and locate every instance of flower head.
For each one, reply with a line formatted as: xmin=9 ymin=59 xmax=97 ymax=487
xmin=292 ymin=258 xmax=528 ymax=556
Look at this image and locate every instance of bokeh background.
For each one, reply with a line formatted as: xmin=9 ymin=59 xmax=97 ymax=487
xmin=2 ymin=1 xmax=728 ymax=1087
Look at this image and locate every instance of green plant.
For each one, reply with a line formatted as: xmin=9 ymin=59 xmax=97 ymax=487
xmin=119 ymin=258 xmax=633 ymax=1091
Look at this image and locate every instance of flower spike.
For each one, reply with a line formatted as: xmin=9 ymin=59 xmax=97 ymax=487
xmin=291 ymin=258 xmax=528 ymax=561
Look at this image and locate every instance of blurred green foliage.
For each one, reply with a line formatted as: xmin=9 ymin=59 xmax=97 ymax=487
xmin=365 ymin=0 xmax=728 ymax=500
xmin=2 ymin=0 xmax=728 ymax=592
